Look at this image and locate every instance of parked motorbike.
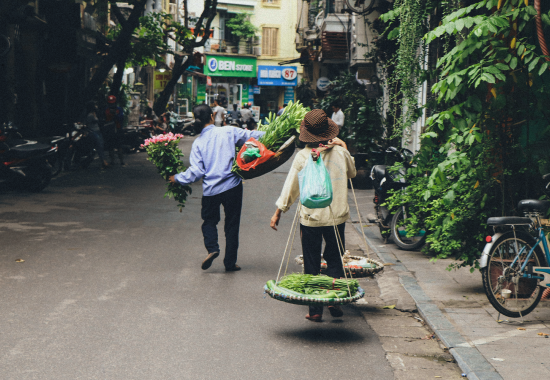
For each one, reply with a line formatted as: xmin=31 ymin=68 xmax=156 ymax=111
xmin=0 ymin=123 xmax=53 ymax=192
xmin=367 ymin=146 xmax=426 ymax=250
xmin=64 ymin=123 xmax=96 ymax=170
xmin=122 ymin=124 xmax=152 ymax=152
xmin=36 ymin=134 xmax=70 ymax=177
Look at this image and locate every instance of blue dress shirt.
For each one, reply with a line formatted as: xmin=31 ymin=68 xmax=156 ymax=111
xmin=174 ymin=125 xmax=265 ymax=196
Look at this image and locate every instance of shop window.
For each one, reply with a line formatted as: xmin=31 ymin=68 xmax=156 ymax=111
xmin=262 ymin=27 xmax=278 ymax=56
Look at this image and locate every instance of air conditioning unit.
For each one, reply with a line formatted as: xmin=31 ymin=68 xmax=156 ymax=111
xmin=253 ymin=46 xmax=261 ymax=56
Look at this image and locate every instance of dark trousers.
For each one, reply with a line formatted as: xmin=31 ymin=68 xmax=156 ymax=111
xmin=301 ymin=223 xmax=346 ymax=315
xmin=201 ymin=183 xmax=243 ymax=269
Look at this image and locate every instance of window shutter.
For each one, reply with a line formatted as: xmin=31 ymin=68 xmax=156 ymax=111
xmin=262 ymin=28 xmax=278 ymax=56
xmin=272 ymin=28 xmax=278 ymax=56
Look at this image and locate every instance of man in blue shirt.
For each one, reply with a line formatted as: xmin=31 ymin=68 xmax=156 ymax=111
xmin=169 ymin=104 xmax=264 ymax=271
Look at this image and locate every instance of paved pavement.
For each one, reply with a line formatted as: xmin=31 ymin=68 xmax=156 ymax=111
xmin=0 ymin=136 xmax=467 ymax=379
xmin=349 ymin=187 xmax=550 ymax=379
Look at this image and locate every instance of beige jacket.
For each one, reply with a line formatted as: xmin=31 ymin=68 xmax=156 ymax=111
xmin=276 ymin=146 xmax=356 ymax=227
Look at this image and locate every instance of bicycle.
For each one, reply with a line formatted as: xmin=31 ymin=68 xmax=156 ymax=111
xmin=481 ymin=176 xmax=550 ymax=318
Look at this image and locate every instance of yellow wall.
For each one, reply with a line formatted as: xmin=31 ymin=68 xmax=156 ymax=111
xmin=252 ymin=0 xmax=301 ymax=69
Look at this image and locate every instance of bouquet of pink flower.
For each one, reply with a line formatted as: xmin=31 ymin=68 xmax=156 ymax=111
xmin=141 ymin=133 xmax=192 ymax=210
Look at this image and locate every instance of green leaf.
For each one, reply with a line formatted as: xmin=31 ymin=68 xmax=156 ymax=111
xmin=495 ymin=63 xmax=509 ymax=70
xmin=526 ymin=6 xmax=537 ymax=16
xmin=423 ymin=190 xmax=431 ymax=201
xmin=481 ymin=72 xmax=496 ymax=83
xmin=455 ymin=19 xmax=465 ymax=32
xmin=443 ymin=190 xmax=456 ymax=205
xmin=529 ymin=57 xmax=540 ymax=72
xmin=445 ymin=22 xmax=456 ymax=34
xmin=484 ymin=66 xmax=502 ymax=75
xmin=510 ymin=57 xmax=518 ymax=69
xmin=539 ymin=62 xmax=549 ymax=76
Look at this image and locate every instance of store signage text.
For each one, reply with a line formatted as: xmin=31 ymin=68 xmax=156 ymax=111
xmin=257 ymin=66 xmax=298 ymax=86
xmin=204 ymin=56 xmax=257 ymax=77
xmin=154 ymin=71 xmax=172 ymax=90
xmin=208 ymin=58 xmax=253 ymax=73
xmin=317 ymin=77 xmax=331 ymax=91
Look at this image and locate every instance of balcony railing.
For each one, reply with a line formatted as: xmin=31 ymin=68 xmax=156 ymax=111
xmin=204 ymin=39 xmax=259 ymax=56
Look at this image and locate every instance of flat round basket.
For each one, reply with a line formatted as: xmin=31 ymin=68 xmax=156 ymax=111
xmin=264 ymin=282 xmax=365 ymax=306
xmin=295 ymin=252 xmax=384 ymax=277
xmin=237 ymin=136 xmax=296 ymax=180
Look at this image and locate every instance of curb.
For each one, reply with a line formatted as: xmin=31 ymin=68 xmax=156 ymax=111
xmin=348 ymin=201 xmax=503 ymax=380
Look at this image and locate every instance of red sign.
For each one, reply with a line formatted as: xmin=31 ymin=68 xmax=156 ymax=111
xmin=207 ymin=76 xmax=212 ymax=86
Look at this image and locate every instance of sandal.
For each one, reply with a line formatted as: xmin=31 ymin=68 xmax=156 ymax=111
xmin=305 ymin=314 xmax=323 ymax=322
xmin=328 ymin=305 xmax=344 ymax=318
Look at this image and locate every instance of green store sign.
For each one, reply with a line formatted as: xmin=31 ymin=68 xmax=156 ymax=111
xmin=204 ymin=55 xmax=256 ymax=77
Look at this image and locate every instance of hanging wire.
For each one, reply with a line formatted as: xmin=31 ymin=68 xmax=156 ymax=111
xmin=349 ymin=178 xmax=372 ymax=259
xmin=276 ymin=205 xmax=300 ymax=283
xmin=330 ymin=205 xmax=352 ymax=297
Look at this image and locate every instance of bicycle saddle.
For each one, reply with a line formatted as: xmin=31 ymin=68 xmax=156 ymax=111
xmin=487 ymin=216 xmax=532 ymax=226
xmin=518 ymin=199 xmax=550 ymax=213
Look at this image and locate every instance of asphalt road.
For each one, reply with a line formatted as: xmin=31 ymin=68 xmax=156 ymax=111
xmin=0 ymin=137 xmax=394 ymax=380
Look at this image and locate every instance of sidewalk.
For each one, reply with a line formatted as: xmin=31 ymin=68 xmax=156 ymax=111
xmin=348 ymin=188 xmax=550 ymax=380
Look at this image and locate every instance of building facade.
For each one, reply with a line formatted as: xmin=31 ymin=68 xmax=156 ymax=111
xmin=186 ymin=0 xmax=301 ymax=119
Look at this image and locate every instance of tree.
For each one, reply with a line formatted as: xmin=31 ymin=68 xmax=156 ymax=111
xmin=82 ymin=0 xmax=148 ymax=105
xmin=153 ymin=0 xmax=218 ymax=116
xmin=381 ymin=0 xmax=550 ymax=269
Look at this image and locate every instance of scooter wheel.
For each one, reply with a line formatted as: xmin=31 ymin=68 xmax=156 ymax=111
xmin=19 ymin=163 xmax=52 ymax=192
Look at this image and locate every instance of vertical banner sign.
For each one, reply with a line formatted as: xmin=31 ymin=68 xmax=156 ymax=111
xmin=154 ymin=71 xmax=172 ymax=90
xmin=206 ymin=76 xmax=212 ymax=86
xmin=284 ymin=87 xmax=295 ymax=103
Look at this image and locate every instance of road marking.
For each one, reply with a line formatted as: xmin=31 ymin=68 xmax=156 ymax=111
xmin=456 ymin=324 xmax=546 ymax=347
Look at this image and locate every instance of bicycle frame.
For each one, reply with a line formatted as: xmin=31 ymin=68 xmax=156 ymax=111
xmin=509 ymin=225 xmax=550 ymax=284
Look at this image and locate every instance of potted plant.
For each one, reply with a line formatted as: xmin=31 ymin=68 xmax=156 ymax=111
xmin=225 ymin=13 xmax=258 ymax=55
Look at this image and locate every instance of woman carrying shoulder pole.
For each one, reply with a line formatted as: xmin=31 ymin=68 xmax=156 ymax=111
xmin=270 ymin=109 xmax=356 ymax=322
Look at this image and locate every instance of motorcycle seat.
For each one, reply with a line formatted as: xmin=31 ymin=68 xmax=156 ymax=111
xmin=518 ymin=199 xmax=550 ymax=213
xmin=372 ymin=165 xmax=386 ymax=181
xmin=10 ymin=142 xmax=50 ymax=158
xmin=487 ymin=216 xmax=532 ymax=226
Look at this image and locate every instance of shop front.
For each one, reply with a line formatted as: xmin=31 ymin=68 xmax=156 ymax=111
xmin=255 ymin=65 xmax=298 ymax=119
xmin=199 ymin=55 xmax=257 ymax=109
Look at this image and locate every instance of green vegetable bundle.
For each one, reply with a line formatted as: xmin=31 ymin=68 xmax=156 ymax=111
xmin=277 ymin=273 xmax=359 ymax=297
xmin=231 ymin=101 xmax=308 ymax=175
xmin=256 ymin=101 xmax=308 ymax=151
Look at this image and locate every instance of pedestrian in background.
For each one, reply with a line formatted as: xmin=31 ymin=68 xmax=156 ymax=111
xmin=331 ymin=102 xmax=345 ymax=128
xmin=212 ymin=99 xmax=226 ymax=127
xmin=240 ymin=104 xmax=256 ymax=130
xmin=104 ymin=95 xmax=126 ymax=166
xmin=85 ymin=101 xmax=109 ymax=169
xmin=270 ymin=109 xmax=356 ymax=322
xmin=277 ymin=103 xmax=288 ymax=117
xmin=169 ymin=104 xmax=265 ymax=272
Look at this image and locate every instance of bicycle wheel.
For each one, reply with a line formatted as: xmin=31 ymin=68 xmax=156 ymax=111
xmin=481 ymin=230 xmax=546 ymax=318
xmin=390 ymin=207 xmax=426 ymax=250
